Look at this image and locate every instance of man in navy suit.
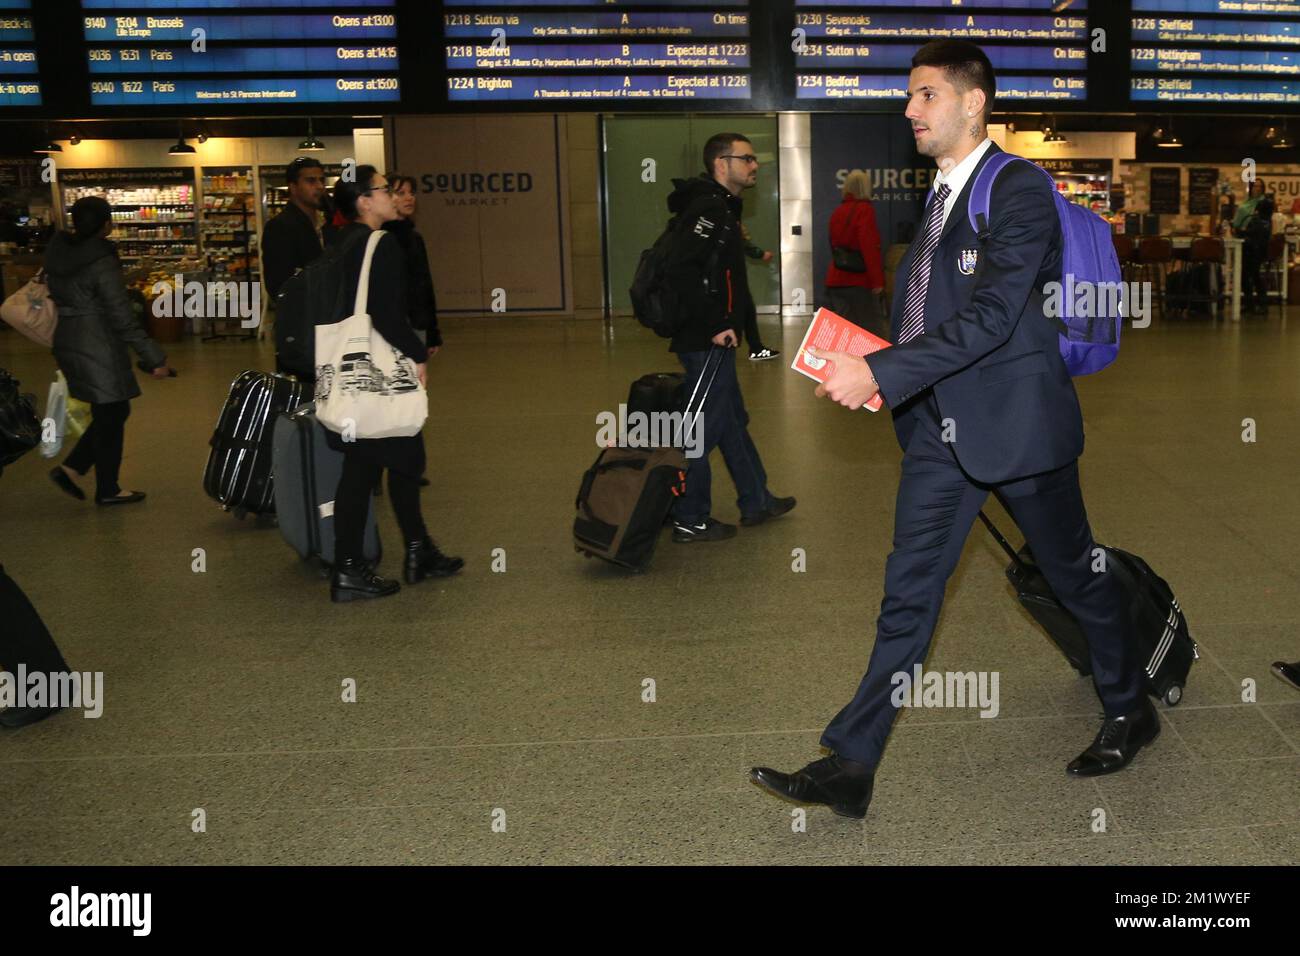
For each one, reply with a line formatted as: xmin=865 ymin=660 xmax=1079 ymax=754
xmin=750 ymin=40 xmax=1157 ymax=819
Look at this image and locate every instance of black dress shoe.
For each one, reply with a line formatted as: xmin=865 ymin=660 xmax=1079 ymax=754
xmin=330 ymin=559 xmax=400 ymax=602
xmin=1272 ymin=661 xmax=1300 ymax=692
xmin=404 ymin=537 xmax=465 ymax=584
xmin=0 ymin=705 xmax=65 ymax=729
xmin=49 ymin=466 xmax=86 ymax=501
xmin=749 ymin=755 xmax=874 ymax=819
xmin=1067 ymin=698 xmax=1160 ymax=777
xmin=741 ymin=495 xmax=797 ymax=527
xmin=96 ymin=491 xmax=146 ymax=506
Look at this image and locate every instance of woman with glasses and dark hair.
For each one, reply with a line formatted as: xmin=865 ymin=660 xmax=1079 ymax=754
xmin=323 ymin=166 xmax=462 ymax=602
xmin=384 ymin=172 xmax=442 ymax=356
xmin=44 ymin=195 xmax=174 ymax=506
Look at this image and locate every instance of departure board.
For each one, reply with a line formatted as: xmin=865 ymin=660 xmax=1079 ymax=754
xmin=0 ymin=0 xmax=40 ymax=107
xmin=793 ymin=0 xmax=1090 ymax=104
xmin=80 ymin=0 xmax=400 ymax=108
xmin=1130 ymin=0 xmax=1300 ymax=105
xmin=442 ymin=0 xmax=753 ymax=104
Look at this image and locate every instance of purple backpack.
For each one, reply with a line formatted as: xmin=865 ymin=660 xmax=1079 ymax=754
xmin=932 ymin=152 xmax=1122 ymax=376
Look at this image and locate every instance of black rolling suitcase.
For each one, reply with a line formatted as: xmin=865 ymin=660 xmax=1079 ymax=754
xmin=978 ymin=511 xmax=1197 ymax=705
xmin=204 ymin=370 xmax=308 ymax=517
xmin=574 ymin=348 xmax=722 ymax=571
xmin=272 ymin=403 xmax=380 ymax=569
xmin=627 ymin=371 xmax=685 ymax=418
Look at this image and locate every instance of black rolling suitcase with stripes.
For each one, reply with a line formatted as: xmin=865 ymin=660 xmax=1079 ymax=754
xmin=978 ymin=511 xmax=1198 ymax=706
xmin=203 ymin=370 xmax=309 ymax=518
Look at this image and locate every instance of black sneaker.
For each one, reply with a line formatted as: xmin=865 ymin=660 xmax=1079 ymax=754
xmin=741 ymin=495 xmax=797 ymax=527
xmin=749 ymin=348 xmax=781 ymax=362
xmin=671 ymin=517 xmax=737 ymax=543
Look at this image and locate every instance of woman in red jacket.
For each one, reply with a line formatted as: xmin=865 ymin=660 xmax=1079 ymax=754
xmin=823 ymin=171 xmax=887 ymax=338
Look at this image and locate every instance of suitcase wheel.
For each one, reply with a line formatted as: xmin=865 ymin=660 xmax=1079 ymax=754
xmin=1163 ymin=684 xmax=1183 ymax=707
xmin=233 ymin=507 xmax=248 ymax=520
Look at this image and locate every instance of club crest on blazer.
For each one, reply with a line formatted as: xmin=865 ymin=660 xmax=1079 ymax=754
xmin=958 ymin=248 xmax=979 ymax=275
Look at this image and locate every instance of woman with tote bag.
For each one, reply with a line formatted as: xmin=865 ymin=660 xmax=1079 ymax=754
xmin=316 ymin=167 xmax=463 ymax=603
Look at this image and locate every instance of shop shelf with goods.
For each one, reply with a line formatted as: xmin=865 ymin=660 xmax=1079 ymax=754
xmin=57 ymin=168 xmax=198 ymax=265
xmin=1032 ymin=159 xmax=1113 ymax=217
xmin=199 ymin=166 xmax=259 ymax=341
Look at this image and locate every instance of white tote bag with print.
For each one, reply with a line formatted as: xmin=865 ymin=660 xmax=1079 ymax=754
xmin=314 ymin=230 xmax=428 ymax=440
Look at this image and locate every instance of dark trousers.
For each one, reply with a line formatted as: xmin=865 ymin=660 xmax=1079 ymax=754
xmin=1241 ymin=250 xmax=1265 ymax=309
xmin=820 ymin=399 xmax=1144 ymax=770
xmin=335 ymin=453 xmax=427 ymax=563
xmin=672 ymin=347 xmax=770 ymax=523
xmin=825 ymin=285 xmax=888 ymax=339
xmin=741 ymin=300 xmax=764 ymax=353
xmin=0 ymin=563 xmax=69 ymax=678
xmin=63 ymin=400 xmax=130 ymax=500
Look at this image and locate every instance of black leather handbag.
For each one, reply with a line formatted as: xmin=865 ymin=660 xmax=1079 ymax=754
xmin=831 ymin=245 xmax=867 ymax=273
xmin=0 ymin=368 xmax=42 ymax=471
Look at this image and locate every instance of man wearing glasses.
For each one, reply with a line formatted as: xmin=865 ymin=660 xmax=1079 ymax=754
xmin=662 ymin=133 xmax=795 ymax=543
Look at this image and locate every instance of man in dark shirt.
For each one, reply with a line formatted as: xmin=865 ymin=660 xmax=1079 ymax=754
xmin=661 ymin=133 xmax=795 ymax=543
xmin=262 ymin=157 xmax=329 ymax=299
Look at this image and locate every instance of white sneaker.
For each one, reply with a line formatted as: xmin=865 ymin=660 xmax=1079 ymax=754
xmin=749 ymin=348 xmax=780 ymax=362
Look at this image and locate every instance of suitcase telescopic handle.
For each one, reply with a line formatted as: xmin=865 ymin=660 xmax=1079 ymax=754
xmin=976 ymin=509 xmax=1026 ymax=568
xmin=676 ymin=344 xmax=726 ymax=447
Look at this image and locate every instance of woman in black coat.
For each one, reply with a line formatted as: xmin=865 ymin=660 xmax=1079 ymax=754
xmin=45 ymin=196 xmax=173 ymax=505
xmin=384 ymin=173 xmax=442 ymax=354
xmin=322 ymin=167 xmax=463 ymax=602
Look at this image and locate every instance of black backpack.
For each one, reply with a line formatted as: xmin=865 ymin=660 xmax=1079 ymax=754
xmin=629 ymin=216 xmax=687 ymax=338
xmin=275 ymin=229 xmax=368 ymax=379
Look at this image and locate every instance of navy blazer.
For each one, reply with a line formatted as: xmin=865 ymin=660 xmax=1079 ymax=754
xmin=869 ymin=143 xmax=1084 ymax=485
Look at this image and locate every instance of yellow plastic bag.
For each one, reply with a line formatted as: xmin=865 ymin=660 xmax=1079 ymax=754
xmin=66 ymin=396 xmax=92 ymax=438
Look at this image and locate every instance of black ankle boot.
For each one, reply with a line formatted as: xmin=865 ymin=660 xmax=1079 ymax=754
xmin=330 ymin=559 xmax=400 ymax=603
xmin=404 ymin=537 xmax=465 ymax=584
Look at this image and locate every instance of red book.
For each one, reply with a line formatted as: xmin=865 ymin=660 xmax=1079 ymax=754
xmin=790 ymin=307 xmax=891 ymax=412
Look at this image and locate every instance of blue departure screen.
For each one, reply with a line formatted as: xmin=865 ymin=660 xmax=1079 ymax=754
xmin=442 ymin=2 xmax=752 ymax=104
xmin=80 ymin=1 xmax=400 ymax=107
xmin=0 ymin=0 xmax=38 ymax=105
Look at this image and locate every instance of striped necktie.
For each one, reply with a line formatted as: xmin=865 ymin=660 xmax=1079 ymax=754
xmin=896 ymin=181 xmax=951 ymax=344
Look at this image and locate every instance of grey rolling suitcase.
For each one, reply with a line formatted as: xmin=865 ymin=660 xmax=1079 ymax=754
xmin=272 ymin=403 xmax=381 ymax=569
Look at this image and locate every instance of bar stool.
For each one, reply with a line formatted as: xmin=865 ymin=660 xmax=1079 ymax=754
xmin=1135 ymin=237 xmax=1173 ymax=320
xmin=1185 ymin=237 xmax=1225 ymax=320
xmin=1261 ymin=234 xmax=1287 ymax=315
xmin=1112 ymin=234 xmax=1138 ymax=286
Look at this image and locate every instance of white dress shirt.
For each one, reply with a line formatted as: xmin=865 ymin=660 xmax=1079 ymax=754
xmin=932 ymin=137 xmax=994 ymax=231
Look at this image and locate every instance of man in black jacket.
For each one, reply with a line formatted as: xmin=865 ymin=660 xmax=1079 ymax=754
xmin=262 ymin=157 xmax=331 ymax=298
xmin=663 ymin=133 xmax=794 ymax=543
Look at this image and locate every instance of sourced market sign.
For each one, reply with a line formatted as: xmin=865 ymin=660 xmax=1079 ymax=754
xmin=810 ymin=113 xmax=934 ymax=288
xmin=394 ymin=114 xmax=567 ymax=313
